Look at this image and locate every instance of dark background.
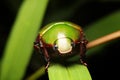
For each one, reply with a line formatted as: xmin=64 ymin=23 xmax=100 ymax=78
xmin=0 ymin=0 xmax=120 ymax=80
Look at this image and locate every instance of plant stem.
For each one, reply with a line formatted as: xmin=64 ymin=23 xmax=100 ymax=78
xmin=87 ymin=30 xmax=120 ymax=49
xmin=26 ymin=66 xmax=45 ymax=80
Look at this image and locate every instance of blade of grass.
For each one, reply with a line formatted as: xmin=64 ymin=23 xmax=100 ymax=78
xmin=1 ymin=0 xmax=48 ymax=80
xmin=48 ymin=63 xmax=92 ymax=80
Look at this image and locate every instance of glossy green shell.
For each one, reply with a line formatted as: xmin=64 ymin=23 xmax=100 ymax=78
xmin=39 ymin=22 xmax=83 ymax=44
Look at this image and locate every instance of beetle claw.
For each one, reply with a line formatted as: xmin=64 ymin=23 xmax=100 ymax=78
xmin=80 ymin=58 xmax=87 ymax=66
xmin=45 ymin=61 xmax=50 ymax=72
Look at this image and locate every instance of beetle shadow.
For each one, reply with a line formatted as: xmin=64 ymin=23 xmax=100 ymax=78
xmin=50 ymin=55 xmax=82 ymax=67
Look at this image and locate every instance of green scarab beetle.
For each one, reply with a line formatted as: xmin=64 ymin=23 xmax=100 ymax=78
xmin=34 ymin=22 xmax=88 ymax=69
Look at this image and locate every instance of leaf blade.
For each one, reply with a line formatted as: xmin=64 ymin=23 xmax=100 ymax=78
xmin=48 ymin=63 xmax=92 ymax=80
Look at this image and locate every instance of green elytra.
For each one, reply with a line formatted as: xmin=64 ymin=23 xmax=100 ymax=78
xmin=39 ymin=22 xmax=83 ymax=44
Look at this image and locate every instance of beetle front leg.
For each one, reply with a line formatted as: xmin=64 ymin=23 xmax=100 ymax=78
xmin=42 ymin=47 xmax=50 ymax=70
xmin=79 ymin=41 xmax=87 ymax=66
xmin=34 ymin=40 xmax=50 ymax=70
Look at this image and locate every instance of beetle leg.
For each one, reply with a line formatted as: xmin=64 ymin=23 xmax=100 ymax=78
xmin=45 ymin=61 xmax=50 ymax=71
xmin=80 ymin=41 xmax=87 ymax=66
xmin=79 ymin=31 xmax=88 ymax=66
xmin=42 ymin=45 xmax=50 ymax=70
xmin=38 ymin=37 xmax=50 ymax=70
xmin=34 ymin=39 xmax=50 ymax=70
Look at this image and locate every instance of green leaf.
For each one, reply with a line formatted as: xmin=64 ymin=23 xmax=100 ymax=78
xmin=1 ymin=0 xmax=48 ymax=80
xmin=85 ymin=11 xmax=120 ymax=56
xmin=48 ymin=63 xmax=92 ymax=80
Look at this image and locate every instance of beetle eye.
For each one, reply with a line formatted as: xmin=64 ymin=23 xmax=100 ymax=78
xmin=71 ymin=42 xmax=75 ymax=47
xmin=53 ymin=44 xmax=58 ymax=50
